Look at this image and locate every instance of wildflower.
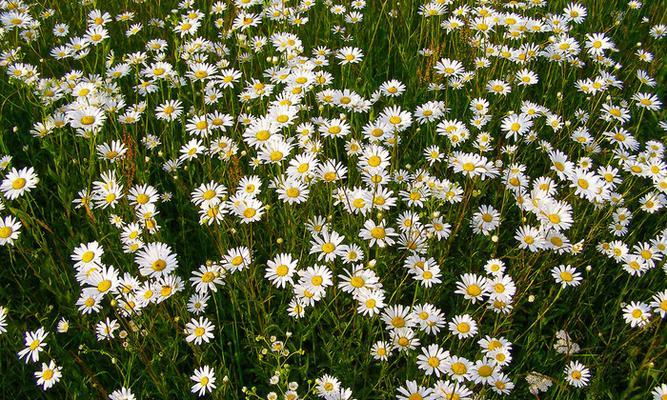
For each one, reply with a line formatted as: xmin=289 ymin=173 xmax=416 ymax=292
xmin=185 ymin=317 xmax=215 ymax=345
xmin=1 ymin=167 xmax=38 ymax=200
xmin=191 ymin=365 xmax=216 ymax=396
xmin=34 ymin=360 xmax=62 ymax=390
xmin=18 ymin=327 xmax=48 ymax=363
xmin=564 ymin=361 xmax=591 ymax=388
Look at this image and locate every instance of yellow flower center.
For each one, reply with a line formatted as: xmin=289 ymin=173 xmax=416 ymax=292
xmin=201 ymin=271 xmax=215 ymax=283
xmin=451 ymin=362 xmax=467 ymax=375
xmin=391 ymin=316 xmax=405 ymax=328
xmin=12 ymin=177 xmax=26 ymax=189
xmin=321 ymin=242 xmax=335 ymax=253
xmin=368 ymin=155 xmax=381 ymax=167
xmin=80 ymin=116 xmax=95 ymax=125
xmin=370 ymin=226 xmax=386 ymax=239
xmin=0 ymin=226 xmax=12 ymax=238
xmin=353 ymin=198 xmax=365 ymax=209
xmin=269 ymin=151 xmax=283 ymax=162
xmin=255 ymin=130 xmax=270 ymax=141
xmin=456 ymin=322 xmax=470 ymax=333
xmin=243 ymin=208 xmax=257 ymax=219
xmin=350 ymin=276 xmax=365 ymax=288
xmin=97 ymin=279 xmax=112 ymax=292
xmin=467 ymin=284 xmax=481 ymax=296
xmin=152 ymin=259 xmax=167 ymax=271
xmin=478 ymin=365 xmax=493 ymax=377
xmin=275 ymin=265 xmax=289 ymax=277
xmin=560 ymin=271 xmax=573 ymax=282
xmin=638 ymin=250 xmax=653 ymax=261
xmin=42 ymin=369 xmax=54 ymax=380
xmin=134 ymin=194 xmax=149 ymax=204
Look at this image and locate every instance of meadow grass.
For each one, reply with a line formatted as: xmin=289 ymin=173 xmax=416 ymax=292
xmin=0 ymin=0 xmax=665 ymax=399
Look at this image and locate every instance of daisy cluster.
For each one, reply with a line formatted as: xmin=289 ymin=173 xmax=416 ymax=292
xmin=0 ymin=0 xmax=665 ymax=398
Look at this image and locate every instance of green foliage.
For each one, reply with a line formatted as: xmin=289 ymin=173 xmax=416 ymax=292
xmin=0 ymin=0 xmax=665 ymax=399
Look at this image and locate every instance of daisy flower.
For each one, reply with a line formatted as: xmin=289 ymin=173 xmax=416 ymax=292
xmin=650 ymin=290 xmax=667 ymax=318
xmin=623 ymin=301 xmax=651 ymax=328
xmin=18 ymin=327 xmax=48 ymax=363
xmin=135 ymin=242 xmax=179 ymax=277
xmin=0 ymin=215 xmax=22 ymax=246
xmin=336 ymin=46 xmax=363 ymax=64
xmin=397 ymin=380 xmax=431 ymax=400
xmin=359 ymin=219 xmax=397 ymax=248
xmin=551 ymin=264 xmax=583 ymax=288
xmin=96 ymin=317 xmax=120 ymax=340
xmin=371 ymin=341 xmax=392 ymax=361
xmin=188 ymin=293 xmax=210 ymax=315
xmin=445 ymin=355 xmax=472 ymax=382
xmin=109 ymin=387 xmax=136 ymax=400
xmin=34 ymin=360 xmax=62 ymax=390
xmin=265 ymin=253 xmax=298 ymax=288
xmin=191 ymin=365 xmax=216 ymax=396
xmin=391 ymin=327 xmax=420 ymax=352
xmin=1 ymin=167 xmax=39 ymax=200
xmin=190 ymin=263 xmax=225 ymax=293
xmin=185 ymin=317 xmax=215 ymax=345
xmin=309 ymin=229 xmax=345 ymax=262
xmin=652 ymin=384 xmax=667 ymax=400
xmin=417 ymin=344 xmax=449 ymax=377
xmin=449 ymin=314 xmax=478 ymax=339
xmin=455 ymin=273 xmax=488 ymax=303
xmin=356 ymin=288 xmax=385 ymax=316
xmin=222 ymin=246 xmax=252 ymax=272
xmin=564 ymin=361 xmax=591 ymax=388
xmin=0 ymin=306 xmax=7 ymax=334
